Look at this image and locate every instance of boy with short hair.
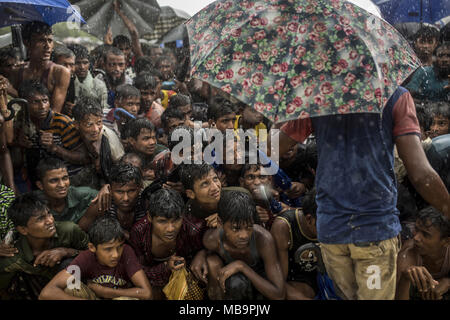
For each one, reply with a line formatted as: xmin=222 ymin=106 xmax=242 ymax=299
xmin=128 ymin=118 xmax=167 ymax=163
xmin=202 ymin=190 xmax=285 ymax=300
xmin=0 ymin=192 xmax=89 ymax=298
xmin=39 ymin=215 xmax=152 ymax=300
xmin=412 ymin=25 xmax=440 ymax=66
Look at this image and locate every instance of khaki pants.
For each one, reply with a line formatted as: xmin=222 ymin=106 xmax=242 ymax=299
xmin=320 ymin=236 xmax=400 ymax=300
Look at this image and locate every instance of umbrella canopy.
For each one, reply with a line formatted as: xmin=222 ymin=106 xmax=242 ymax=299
xmin=143 ymin=6 xmax=190 ymax=41
xmin=0 ymin=0 xmax=85 ymax=27
xmin=373 ymin=0 xmax=450 ymax=26
xmin=159 ymin=23 xmax=187 ymax=44
xmin=187 ymin=0 xmax=421 ymax=123
xmin=71 ymin=0 xmax=160 ymax=39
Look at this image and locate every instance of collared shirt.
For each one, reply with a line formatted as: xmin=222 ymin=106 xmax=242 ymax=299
xmin=0 ymin=221 xmax=89 ymax=290
xmin=281 ymin=87 xmax=421 ymax=244
xmin=38 ymin=186 xmax=98 ymax=223
xmin=0 ymin=185 xmax=15 ymax=240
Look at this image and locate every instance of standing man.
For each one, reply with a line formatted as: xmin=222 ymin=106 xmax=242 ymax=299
xmin=275 ymin=86 xmax=450 ymax=300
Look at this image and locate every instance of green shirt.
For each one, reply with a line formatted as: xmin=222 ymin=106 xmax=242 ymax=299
xmin=0 ymin=221 xmax=89 ymax=290
xmin=39 ymin=186 xmax=98 ymax=223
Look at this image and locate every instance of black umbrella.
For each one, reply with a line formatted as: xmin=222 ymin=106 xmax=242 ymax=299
xmin=159 ymin=23 xmax=187 ymax=44
xmin=71 ymin=0 xmax=160 ymax=39
xmin=142 ymin=5 xmax=190 ymax=41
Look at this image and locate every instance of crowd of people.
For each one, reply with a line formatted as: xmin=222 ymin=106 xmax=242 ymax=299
xmin=0 ymin=5 xmax=448 ymax=301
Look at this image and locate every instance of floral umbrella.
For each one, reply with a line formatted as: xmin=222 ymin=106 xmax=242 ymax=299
xmin=186 ymin=0 xmax=421 ymax=123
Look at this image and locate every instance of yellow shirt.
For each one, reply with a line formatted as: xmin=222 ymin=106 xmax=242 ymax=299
xmin=234 ymin=115 xmax=267 ymax=141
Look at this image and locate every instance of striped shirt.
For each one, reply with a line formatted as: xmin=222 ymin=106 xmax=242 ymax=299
xmin=0 ymin=185 xmax=15 ymax=240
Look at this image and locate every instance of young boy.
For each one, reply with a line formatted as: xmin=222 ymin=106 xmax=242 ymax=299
xmin=0 ymin=192 xmax=89 ymax=298
xmin=270 ymin=189 xmax=319 ymax=300
xmin=128 ymin=118 xmax=168 ymax=163
xmin=39 ymin=216 xmax=152 ymax=300
xmin=129 ymin=188 xmax=206 ymax=299
xmin=133 ymin=73 xmax=164 ymax=127
xmin=202 ymin=190 xmax=285 ymax=300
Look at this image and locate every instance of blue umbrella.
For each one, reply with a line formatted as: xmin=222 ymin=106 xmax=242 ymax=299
xmin=0 ymin=0 xmax=86 ymax=28
xmin=373 ymin=0 xmax=450 ymax=26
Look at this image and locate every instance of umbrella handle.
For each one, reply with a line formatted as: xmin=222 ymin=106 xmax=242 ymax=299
xmin=5 ymin=98 xmax=25 ymax=122
xmin=113 ymin=108 xmax=136 ymax=121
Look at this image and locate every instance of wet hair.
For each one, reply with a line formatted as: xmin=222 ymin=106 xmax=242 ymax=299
xmin=128 ymin=118 xmax=156 ymax=140
xmin=21 ymin=21 xmax=52 ymax=43
xmin=155 ymin=55 xmax=173 ymax=69
xmin=72 ymin=96 xmax=103 ymax=122
xmin=148 ymin=188 xmax=184 ymax=219
xmin=430 ymin=101 xmax=450 ymax=118
xmin=134 ymin=72 xmax=158 ymax=90
xmin=168 ymin=94 xmax=191 ymax=109
xmin=161 ymin=106 xmax=185 ymax=130
xmin=302 ymin=188 xmax=317 ymax=218
xmin=18 ymin=80 xmax=49 ymax=100
xmin=52 ymin=46 xmax=74 ymax=62
xmin=104 ymin=46 xmax=125 ymax=62
xmin=36 ymin=157 xmax=67 ymax=181
xmin=88 ymin=215 xmax=125 ymax=247
xmin=180 ymin=163 xmax=215 ymax=191
xmin=305 ymin=141 xmax=318 ymax=171
xmin=414 ymin=25 xmax=440 ymax=44
xmin=67 ymin=43 xmax=89 ymax=60
xmin=0 ymin=47 xmax=17 ymax=68
xmin=113 ymin=35 xmax=131 ymax=48
xmin=134 ymin=56 xmax=155 ymax=75
xmin=90 ymin=44 xmax=113 ymax=65
xmin=120 ymin=152 xmax=144 ymax=169
xmin=240 ymin=163 xmax=261 ymax=177
xmin=7 ymin=191 xmax=48 ymax=227
xmin=218 ymin=191 xmax=255 ymax=226
xmin=436 ymin=42 xmax=450 ymax=55
xmin=415 ymin=103 xmax=434 ymax=132
xmin=115 ymin=84 xmax=141 ymax=102
xmin=140 ymin=43 xmax=153 ymax=57
xmin=417 ymin=206 xmax=450 ymax=238
xmin=109 ymin=163 xmax=143 ymax=186
xmin=207 ymin=96 xmax=236 ymax=121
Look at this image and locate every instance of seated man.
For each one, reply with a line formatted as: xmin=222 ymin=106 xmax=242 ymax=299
xmin=39 ymin=215 xmax=152 ymax=300
xmin=67 ymin=44 xmax=108 ymax=112
xmin=0 ymin=192 xmax=89 ymax=299
xmin=35 ymin=157 xmax=111 ymax=232
xmin=14 ymin=80 xmax=89 ymax=188
xmin=270 ymin=189 xmax=319 ymax=300
xmin=406 ymin=42 xmax=450 ymax=101
xmin=104 ymin=163 xmax=146 ymax=237
xmin=202 ymin=190 xmax=285 ymax=300
xmin=104 ymin=84 xmax=141 ymax=138
xmin=72 ymin=96 xmax=124 ymax=188
xmin=129 ymin=188 xmax=206 ymax=299
xmin=128 ymin=118 xmax=167 ymax=164
xmin=396 ymin=207 xmax=450 ymax=300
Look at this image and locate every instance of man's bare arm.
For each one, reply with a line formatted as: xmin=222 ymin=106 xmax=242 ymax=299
xmin=114 ymin=0 xmax=144 ymax=58
xmin=396 ymin=134 xmax=450 ymax=218
xmin=39 ymin=269 xmax=86 ymax=300
xmin=51 ymin=65 xmax=71 ymax=113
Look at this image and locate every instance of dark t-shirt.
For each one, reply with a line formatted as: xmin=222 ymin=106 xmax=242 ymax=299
xmin=68 ymin=244 xmax=141 ymax=289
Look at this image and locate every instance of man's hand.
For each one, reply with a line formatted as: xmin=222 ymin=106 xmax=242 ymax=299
xmin=255 ymin=205 xmax=270 ymax=223
xmin=0 ymin=243 xmax=18 ymax=257
xmin=166 ymin=255 xmax=185 ymax=272
xmin=205 ymin=213 xmax=219 ymax=228
xmin=104 ymin=27 xmax=113 ymax=45
xmin=190 ymin=250 xmax=208 ymax=284
xmin=91 ymin=184 xmax=112 ymax=212
xmin=39 ymin=131 xmax=54 ymax=150
xmin=113 ymin=0 xmax=121 ymax=13
xmin=426 ymin=278 xmax=450 ymax=300
xmin=285 ymin=182 xmax=306 ymax=199
xmin=87 ymin=281 xmax=108 ymax=298
xmin=406 ymin=266 xmax=439 ymax=293
xmin=34 ymin=248 xmax=67 ymax=267
xmin=17 ymin=132 xmax=33 ymax=149
xmin=218 ymin=261 xmax=243 ymax=292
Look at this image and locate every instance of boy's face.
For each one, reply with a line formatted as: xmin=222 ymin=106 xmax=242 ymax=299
xmin=281 ymin=143 xmax=298 ymax=161
xmin=111 ymin=181 xmax=141 ymax=213
xmin=148 ymin=215 xmax=183 ymax=243
xmin=414 ymin=36 xmax=438 ymax=60
xmin=55 ymin=56 xmax=75 ymax=75
xmin=166 ymin=117 xmax=185 ymax=133
xmin=436 ymin=46 xmax=450 ymax=77
xmin=213 ymin=113 xmax=236 ymax=133
xmin=89 ymin=239 xmax=125 ymax=268
xmin=27 ymin=33 xmax=53 ymax=62
xmin=0 ymin=57 xmax=19 ymax=78
xmin=186 ymin=169 xmax=221 ymax=207
xmin=222 ymin=220 xmax=254 ymax=249
xmin=130 ymin=128 xmax=157 ymax=156
xmin=413 ymin=219 xmax=448 ymax=256
xmin=242 ymin=106 xmax=263 ymax=126
xmin=74 ymin=57 xmax=90 ymax=80
xmin=37 ymin=167 xmax=70 ymax=200
xmin=116 ymin=96 xmax=140 ymax=118
xmin=158 ymin=59 xmax=174 ymax=81
xmin=18 ymin=208 xmax=56 ymax=239
xmin=140 ymin=86 xmax=160 ymax=108
xmin=117 ymin=43 xmax=132 ymax=63
xmin=240 ymin=167 xmax=271 ymax=198
xmin=105 ymin=53 xmax=126 ymax=81
xmin=429 ymin=114 xmax=449 ymax=139
xmin=77 ymin=114 xmax=103 ymax=143
xmin=27 ymin=93 xmax=50 ymax=121
xmin=178 ymin=104 xmax=193 ymax=122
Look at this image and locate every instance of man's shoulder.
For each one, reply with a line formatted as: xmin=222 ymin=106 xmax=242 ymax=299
xmin=222 ymin=186 xmax=251 ymax=195
xmin=68 ymin=186 xmax=98 ymax=201
xmin=55 ymin=221 xmax=84 ymax=236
